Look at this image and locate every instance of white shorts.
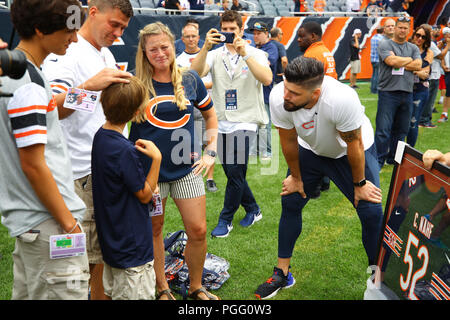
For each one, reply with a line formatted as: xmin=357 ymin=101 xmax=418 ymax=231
xmin=158 ymin=170 xmax=205 ymax=200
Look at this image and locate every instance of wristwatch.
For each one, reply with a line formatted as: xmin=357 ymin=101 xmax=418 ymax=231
xmin=353 ymin=179 xmax=366 ymax=187
xmin=206 ymin=149 xmax=217 ymax=158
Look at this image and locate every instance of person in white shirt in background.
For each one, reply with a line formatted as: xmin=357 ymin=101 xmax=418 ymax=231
xmin=191 ymin=10 xmax=272 ymax=238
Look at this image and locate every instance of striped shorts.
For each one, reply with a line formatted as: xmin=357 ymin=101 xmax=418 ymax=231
xmin=159 ymin=170 xmax=205 ymax=200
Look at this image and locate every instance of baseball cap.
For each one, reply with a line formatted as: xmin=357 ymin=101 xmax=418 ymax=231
xmin=352 ymin=28 xmax=362 ymax=36
xmin=250 ymin=22 xmax=269 ymax=32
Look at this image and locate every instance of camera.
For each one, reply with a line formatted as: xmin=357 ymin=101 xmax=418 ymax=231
xmin=0 ymin=49 xmax=27 ymax=79
xmin=0 ymin=48 xmax=27 ymax=97
xmin=219 ymin=32 xmax=235 ymax=44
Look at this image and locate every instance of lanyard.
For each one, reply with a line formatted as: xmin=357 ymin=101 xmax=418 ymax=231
xmin=221 ymin=46 xmax=241 ymax=79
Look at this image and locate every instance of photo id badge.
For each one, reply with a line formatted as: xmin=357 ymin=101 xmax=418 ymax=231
xmin=392 ymin=67 xmax=405 ymax=76
xmin=149 ymin=193 xmax=163 ymax=217
xmin=225 ymin=89 xmax=237 ymax=111
xmin=49 ymin=233 xmax=86 ymax=259
xmin=63 ymin=87 xmax=100 ymax=113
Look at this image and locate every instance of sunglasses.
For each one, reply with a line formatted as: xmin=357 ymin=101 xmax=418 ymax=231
xmin=398 ymin=16 xmax=411 ymax=22
xmin=414 ymin=33 xmax=426 ymax=40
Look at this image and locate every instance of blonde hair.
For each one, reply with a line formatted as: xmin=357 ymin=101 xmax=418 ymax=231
xmin=134 ymin=21 xmax=189 ymax=123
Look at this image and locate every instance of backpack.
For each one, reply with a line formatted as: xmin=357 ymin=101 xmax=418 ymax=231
xmin=163 ymin=230 xmax=230 ymax=299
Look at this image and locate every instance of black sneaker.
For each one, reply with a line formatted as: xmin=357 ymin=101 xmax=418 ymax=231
xmin=206 ymin=179 xmax=218 ymax=192
xmin=255 ymin=267 xmax=295 ymax=299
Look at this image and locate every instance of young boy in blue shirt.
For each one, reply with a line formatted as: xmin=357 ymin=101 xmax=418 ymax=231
xmin=91 ymin=77 xmax=161 ymax=300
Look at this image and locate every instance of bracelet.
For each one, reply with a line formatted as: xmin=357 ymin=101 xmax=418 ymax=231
xmin=67 ymin=220 xmax=78 ymax=234
xmin=242 ymin=55 xmax=251 ymax=61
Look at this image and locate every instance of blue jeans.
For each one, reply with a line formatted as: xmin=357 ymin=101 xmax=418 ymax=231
xmin=420 ymin=79 xmax=438 ymax=125
xmin=217 ymin=130 xmax=260 ymax=223
xmin=375 ymin=90 xmax=413 ymax=169
xmin=278 ymin=144 xmax=383 ymax=265
xmin=407 ymin=88 xmax=429 ymax=147
xmin=370 ymin=62 xmax=379 ymax=94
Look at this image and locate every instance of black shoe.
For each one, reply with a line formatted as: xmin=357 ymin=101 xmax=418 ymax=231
xmin=206 ymin=179 xmax=218 ymax=192
xmin=309 ymin=183 xmax=321 ymax=199
xmin=255 ymin=267 xmax=295 ymax=300
xmin=320 ymin=180 xmax=330 ymax=191
xmin=432 ymin=108 xmax=438 ymax=113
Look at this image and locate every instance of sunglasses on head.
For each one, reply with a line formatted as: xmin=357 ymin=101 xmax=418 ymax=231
xmin=414 ymin=33 xmax=426 ymax=40
xmin=398 ymin=16 xmax=411 ymax=22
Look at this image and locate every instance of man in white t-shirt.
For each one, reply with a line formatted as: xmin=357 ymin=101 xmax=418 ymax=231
xmin=191 ymin=10 xmax=272 ymax=238
xmin=254 ymin=56 xmax=383 ymax=299
xmin=42 ymin=0 xmax=133 ymax=300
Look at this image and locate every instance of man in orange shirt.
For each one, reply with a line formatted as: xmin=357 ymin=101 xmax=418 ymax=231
xmin=297 ymin=21 xmax=337 ymax=196
xmin=297 ymin=21 xmax=337 ymax=79
xmin=313 ymin=0 xmax=326 ymax=13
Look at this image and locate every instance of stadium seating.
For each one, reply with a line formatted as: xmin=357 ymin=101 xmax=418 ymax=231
xmin=126 ymin=0 xmax=365 ymax=16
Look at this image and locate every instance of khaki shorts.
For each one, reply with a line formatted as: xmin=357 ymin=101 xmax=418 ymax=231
xmin=74 ymin=174 xmax=103 ymax=265
xmin=350 ymin=60 xmax=361 ymax=74
xmin=159 ymin=170 xmax=205 ymax=200
xmin=103 ymin=261 xmax=156 ymax=300
xmin=12 ymin=218 xmax=90 ymax=300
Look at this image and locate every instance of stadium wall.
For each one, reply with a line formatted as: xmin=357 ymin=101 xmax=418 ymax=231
xmin=0 ymin=11 xmax=414 ymax=80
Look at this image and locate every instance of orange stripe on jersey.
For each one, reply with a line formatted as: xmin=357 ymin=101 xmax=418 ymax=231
xmin=8 ymin=105 xmax=47 ymax=115
xmin=197 ymin=96 xmax=211 ymax=109
xmin=50 ymin=84 xmax=69 ymax=92
xmin=14 ymin=129 xmax=47 ymax=139
xmin=48 ymin=97 xmax=57 ymax=112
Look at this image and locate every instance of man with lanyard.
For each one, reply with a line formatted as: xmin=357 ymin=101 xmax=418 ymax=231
xmin=374 ymin=16 xmax=421 ymax=168
xmin=255 ymin=56 xmax=383 ymax=299
xmin=249 ymin=21 xmax=278 ymax=160
xmin=42 ymin=0 xmax=133 ymax=300
xmin=191 ymin=10 xmax=272 ymax=237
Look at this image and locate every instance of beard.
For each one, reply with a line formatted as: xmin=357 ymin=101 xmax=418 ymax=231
xmin=283 ymin=100 xmax=308 ymax=112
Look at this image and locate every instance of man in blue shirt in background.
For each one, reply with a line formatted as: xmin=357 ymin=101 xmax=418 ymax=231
xmin=370 ymin=26 xmax=384 ymax=94
xmin=249 ymin=21 xmax=278 ymax=160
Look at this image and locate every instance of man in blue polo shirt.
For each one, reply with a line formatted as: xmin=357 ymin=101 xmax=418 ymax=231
xmin=250 ymin=21 xmax=278 ymax=160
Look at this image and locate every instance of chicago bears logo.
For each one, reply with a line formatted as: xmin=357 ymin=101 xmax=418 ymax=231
xmin=146 ymin=95 xmax=191 ymax=129
xmin=301 ymin=120 xmax=315 ymax=130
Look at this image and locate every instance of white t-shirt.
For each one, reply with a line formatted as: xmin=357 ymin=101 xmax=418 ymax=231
xmin=430 ymin=42 xmax=442 ymax=80
xmin=42 ymin=34 xmax=119 ymax=180
xmin=176 ymin=50 xmax=213 ymax=88
xmin=206 ymin=44 xmax=269 ymax=134
xmin=270 ymin=76 xmax=374 ymax=159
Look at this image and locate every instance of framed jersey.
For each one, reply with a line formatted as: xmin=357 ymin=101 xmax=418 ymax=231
xmin=368 ymin=142 xmax=450 ymax=300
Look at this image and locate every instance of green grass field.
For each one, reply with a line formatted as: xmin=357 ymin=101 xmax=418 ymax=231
xmin=0 ymin=81 xmax=448 ymax=300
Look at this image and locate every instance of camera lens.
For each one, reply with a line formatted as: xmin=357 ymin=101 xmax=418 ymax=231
xmin=0 ymin=49 xmax=27 ymax=79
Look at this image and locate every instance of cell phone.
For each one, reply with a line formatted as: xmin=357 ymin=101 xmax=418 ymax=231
xmin=219 ymin=32 xmax=235 ymax=43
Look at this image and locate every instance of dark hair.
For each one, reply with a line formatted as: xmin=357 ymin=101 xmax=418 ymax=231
xmin=410 ymin=25 xmax=431 ymax=52
xmin=220 ymin=10 xmax=243 ymax=29
xmin=300 ymin=21 xmax=322 ymax=38
xmin=11 ymin=0 xmax=82 ymax=40
xmin=101 ymin=77 xmax=149 ymax=125
xmin=284 ymin=56 xmax=324 ymax=89
xmin=89 ymin=0 xmax=134 ymax=18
